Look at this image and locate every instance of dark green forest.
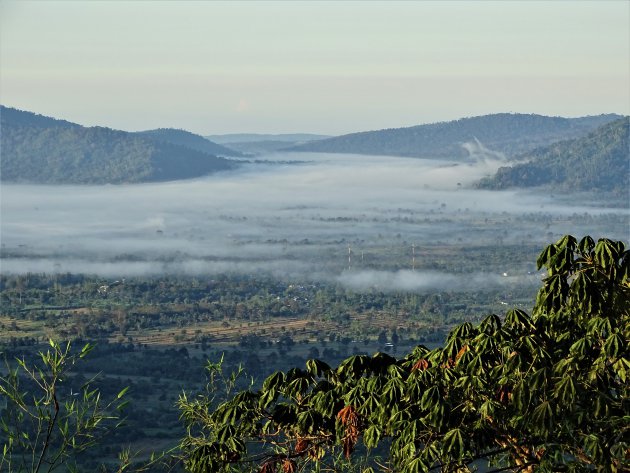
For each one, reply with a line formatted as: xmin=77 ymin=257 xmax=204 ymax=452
xmin=0 ymin=107 xmax=236 ymax=184
xmin=477 ymin=117 xmax=630 ymax=194
xmin=2 ymin=107 xmax=627 ymax=190
xmin=288 ymin=113 xmax=622 ymax=159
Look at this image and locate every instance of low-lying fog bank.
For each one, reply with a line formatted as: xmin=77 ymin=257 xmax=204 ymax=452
xmin=2 ymin=152 xmax=628 ymax=291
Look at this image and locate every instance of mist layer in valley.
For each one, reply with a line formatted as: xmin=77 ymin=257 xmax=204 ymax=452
xmin=1 ymin=152 xmax=627 ymax=292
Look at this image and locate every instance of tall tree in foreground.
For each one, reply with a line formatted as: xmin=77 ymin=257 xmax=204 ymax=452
xmin=179 ymin=235 xmax=629 ymax=472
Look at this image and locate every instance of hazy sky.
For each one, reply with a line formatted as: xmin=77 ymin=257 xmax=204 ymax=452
xmin=0 ymin=1 xmax=628 ymax=135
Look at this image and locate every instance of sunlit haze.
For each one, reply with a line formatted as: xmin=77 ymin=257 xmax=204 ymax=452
xmin=1 ymin=1 xmax=628 ymax=135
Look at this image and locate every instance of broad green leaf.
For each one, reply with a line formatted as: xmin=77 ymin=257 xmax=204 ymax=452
xmin=442 ymin=428 xmax=465 ymax=459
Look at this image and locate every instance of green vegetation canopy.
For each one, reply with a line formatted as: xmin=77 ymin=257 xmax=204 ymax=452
xmin=179 ymin=235 xmax=630 ymax=472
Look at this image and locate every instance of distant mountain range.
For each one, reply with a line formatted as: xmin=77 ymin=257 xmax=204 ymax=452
xmin=137 ymin=128 xmax=244 ymax=158
xmin=0 ymin=106 xmax=237 ymax=184
xmin=207 ymin=133 xmax=330 ymax=144
xmin=477 ymin=117 xmax=629 ymax=194
xmin=2 ymin=107 xmax=627 ymax=190
xmin=287 ymin=113 xmax=623 ymax=159
xmin=206 ymin=133 xmax=331 ymax=155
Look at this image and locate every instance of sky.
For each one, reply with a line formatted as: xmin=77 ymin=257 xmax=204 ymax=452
xmin=0 ymin=1 xmax=628 ymax=135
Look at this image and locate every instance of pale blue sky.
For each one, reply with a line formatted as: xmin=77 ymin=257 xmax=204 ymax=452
xmin=1 ymin=1 xmax=628 ymax=135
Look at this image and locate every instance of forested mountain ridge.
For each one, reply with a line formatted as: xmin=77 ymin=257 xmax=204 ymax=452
xmin=0 ymin=106 xmax=236 ymax=184
xmin=287 ymin=113 xmax=622 ymax=159
xmin=0 ymin=105 xmax=78 ymax=129
xmin=136 ymin=128 xmax=244 ymax=157
xmin=477 ymin=117 xmax=629 ymax=193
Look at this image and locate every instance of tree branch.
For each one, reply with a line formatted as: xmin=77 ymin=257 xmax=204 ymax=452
xmin=34 ymin=392 xmax=59 ymax=473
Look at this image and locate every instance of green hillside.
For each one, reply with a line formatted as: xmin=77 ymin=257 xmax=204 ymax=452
xmin=136 ymin=128 xmax=244 ymax=157
xmin=477 ymin=117 xmax=629 ymax=193
xmin=0 ymin=106 xmax=236 ymax=184
xmin=0 ymin=105 xmax=78 ymax=129
xmin=288 ymin=113 xmax=622 ymax=159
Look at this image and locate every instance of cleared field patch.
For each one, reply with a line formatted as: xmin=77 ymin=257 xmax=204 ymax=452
xmin=0 ymin=314 xmax=50 ymax=340
xmin=117 ymin=315 xmax=342 ymax=347
xmin=112 ymin=307 xmax=441 ymax=349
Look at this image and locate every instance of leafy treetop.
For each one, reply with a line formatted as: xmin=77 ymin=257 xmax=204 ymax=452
xmin=179 ymin=235 xmax=629 ymax=472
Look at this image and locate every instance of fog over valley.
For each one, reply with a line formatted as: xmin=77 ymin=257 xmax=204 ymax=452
xmin=2 ymin=152 xmax=627 ymax=291
xmin=1 ymin=3 xmax=629 ymax=471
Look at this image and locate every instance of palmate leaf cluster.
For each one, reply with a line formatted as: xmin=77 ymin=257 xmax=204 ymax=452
xmin=180 ymin=235 xmax=629 ymax=472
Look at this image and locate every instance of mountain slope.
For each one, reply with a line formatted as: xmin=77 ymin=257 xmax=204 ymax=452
xmin=476 ymin=117 xmax=629 ymax=193
xmin=287 ymin=113 xmax=622 ymax=159
xmin=136 ymin=128 xmax=244 ymax=157
xmin=0 ymin=105 xmax=78 ymax=129
xmin=0 ymin=106 xmax=236 ymax=184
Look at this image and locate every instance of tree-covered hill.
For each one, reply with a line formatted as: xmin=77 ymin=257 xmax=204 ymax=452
xmin=0 ymin=106 xmax=236 ymax=184
xmin=477 ymin=117 xmax=629 ymax=193
xmin=136 ymin=128 xmax=244 ymax=158
xmin=287 ymin=113 xmax=622 ymax=159
xmin=0 ymin=105 xmax=78 ymax=129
